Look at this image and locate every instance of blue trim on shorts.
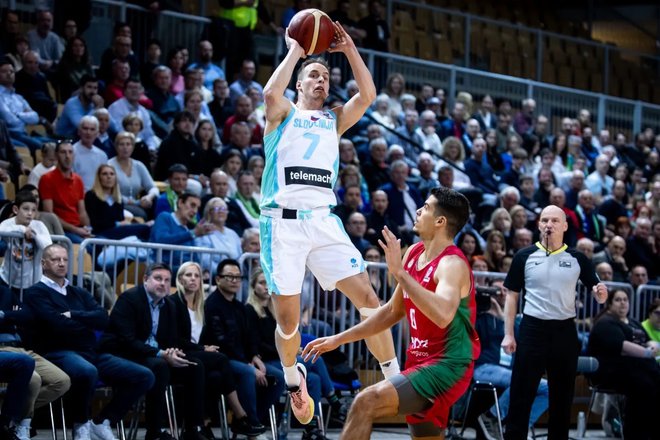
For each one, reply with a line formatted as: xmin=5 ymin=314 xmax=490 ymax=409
xmin=259 ymin=216 xmax=279 ymax=294
xmin=261 ymin=105 xmax=295 ymax=207
xmin=330 ymin=213 xmax=349 ymax=238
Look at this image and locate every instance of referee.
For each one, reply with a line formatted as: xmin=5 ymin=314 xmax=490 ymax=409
xmin=501 ymin=205 xmax=607 ymax=439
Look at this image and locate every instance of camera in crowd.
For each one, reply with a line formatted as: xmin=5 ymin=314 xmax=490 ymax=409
xmin=476 ymin=285 xmax=502 ymax=313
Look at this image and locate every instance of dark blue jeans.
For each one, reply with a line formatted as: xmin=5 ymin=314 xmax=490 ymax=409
xmin=229 ymin=360 xmax=285 ymax=425
xmin=45 ymin=350 xmax=155 ymax=424
xmin=0 ymin=351 xmax=35 ymax=422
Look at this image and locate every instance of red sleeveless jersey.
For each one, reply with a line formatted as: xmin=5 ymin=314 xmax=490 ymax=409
xmin=402 ymin=242 xmax=481 ymax=370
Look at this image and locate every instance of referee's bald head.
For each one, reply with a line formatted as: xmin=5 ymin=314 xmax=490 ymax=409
xmin=540 ymin=204 xmax=566 ymax=221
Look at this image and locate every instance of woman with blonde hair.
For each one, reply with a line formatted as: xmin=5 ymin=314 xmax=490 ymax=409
xmin=382 ymin=72 xmax=406 ymax=121
xmin=171 ymin=262 xmax=266 ymax=437
xmin=509 ymin=204 xmax=529 ymax=232
xmin=483 ymin=230 xmax=507 ymax=272
xmin=84 ymin=164 xmax=150 ymax=240
xmin=246 ymin=269 xmax=347 ymax=437
xmin=481 ymin=207 xmax=512 ymax=242
xmin=121 ymin=114 xmax=151 ymax=170
xmin=435 ymin=136 xmax=471 ymax=189
xmin=108 ymin=131 xmax=160 ymax=220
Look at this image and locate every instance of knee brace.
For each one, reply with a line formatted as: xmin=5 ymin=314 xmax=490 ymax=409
xmin=359 ymin=306 xmax=380 ymax=318
xmin=276 ymin=324 xmax=299 ymax=340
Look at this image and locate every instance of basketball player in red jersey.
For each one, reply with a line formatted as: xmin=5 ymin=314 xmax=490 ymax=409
xmin=303 ymin=187 xmax=481 ymax=439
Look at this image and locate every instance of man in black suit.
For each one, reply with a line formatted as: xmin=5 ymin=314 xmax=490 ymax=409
xmin=100 ymin=263 xmax=208 ymax=440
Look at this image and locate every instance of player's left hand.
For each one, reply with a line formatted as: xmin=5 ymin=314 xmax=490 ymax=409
xmin=328 ymin=21 xmax=355 ymax=54
xmin=593 ymin=283 xmax=608 ymax=304
xmin=302 ymin=335 xmax=341 ymax=363
xmin=378 ymin=226 xmax=404 ymax=280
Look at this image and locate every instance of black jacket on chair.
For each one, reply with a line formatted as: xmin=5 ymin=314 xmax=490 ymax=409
xmin=100 ymin=285 xmax=178 ymax=360
xmin=168 ymin=292 xmax=204 ymax=352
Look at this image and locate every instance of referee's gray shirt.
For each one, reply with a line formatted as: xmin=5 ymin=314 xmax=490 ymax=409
xmin=504 ymin=242 xmax=600 ymax=320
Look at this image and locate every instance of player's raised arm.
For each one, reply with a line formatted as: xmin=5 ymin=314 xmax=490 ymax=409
xmin=329 ymin=22 xmax=377 ymax=135
xmin=263 ymin=30 xmax=304 ymax=130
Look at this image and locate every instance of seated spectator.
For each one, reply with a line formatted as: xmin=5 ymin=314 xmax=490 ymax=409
xmin=472 ymin=94 xmax=496 ymax=131
xmin=576 ymin=237 xmax=595 ymax=261
xmin=461 ymin=118 xmax=481 ymax=156
xmin=641 ymin=298 xmax=660 ymax=343
xmin=84 ymin=164 xmax=150 ymax=240
xmin=154 ymin=164 xmax=190 ymax=217
xmin=509 ymin=228 xmax=533 ymax=256
xmin=0 ymin=351 xmax=35 ymax=440
xmin=56 ymin=35 xmax=94 ymax=100
xmin=14 ymin=51 xmax=56 ymax=122
xmin=519 ymin=176 xmax=539 ymax=214
xmin=335 ymin=165 xmax=370 ymax=214
xmin=154 ymin=111 xmax=200 ymax=181
xmin=221 ymin=122 xmax=262 ymax=165
xmin=121 ymin=114 xmax=152 ymax=169
xmin=345 ymin=212 xmax=371 ymax=256
xmin=175 ymin=68 xmax=212 ymax=111
xmin=103 ymin=59 xmax=130 ymax=107
xmin=592 ymin=236 xmax=629 ymax=282
xmin=98 ymin=35 xmax=139 ymax=84
xmin=165 ymin=48 xmax=185 ymax=95
xmin=72 ymin=115 xmax=108 ymax=191
xmin=189 ymin=40 xmax=225 ymax=91
xmin=0 ymin=10 xmax=21 ymax=56
xmin=228 ymin=59 xmax=262 ymax=103
xmin=513 ymin=98 xmax=535 ymax=136
xmin=227 ymin=171 xmax=260 ymax=234
xmin=415 ymin=110 xmax=442 ymax=156
xmin=247 ymin=156 xmax=264 ymax=202
xmin=574 ymin=189 xmax=605 ymax=243
xmin=0 ymin=58 xmax=51 ymax=153
xmin=439 ymin=101 xmax=466 ymax=140
xmin=27 ymin=141 xmax=56 ymax=187
xmin=208 ymin=78 xmax=233 ymax=136
xmin=495 ymin=112 xmax=514 ymax=153
xmin=595 ymin=262 xmax=614 ymax=281
xmin=361 ymin=137 xmax=391 ymax=193
xmin=598 ymin=180 xmax=628 ymax=227
xmin=140 ymin=39 xmax=161 ymax=91
xmin=151 ymin=192 xmax=213 ymax=266
xmin=246 ymin=268 xmax=346 ymax=439
xmin=587 ymin=289 xmax=660 ymax=439
xmin=464 ymin=137 xmax=499 ymax=194
xmin=0 ymin=191 xmax=52 ymax=291
xmin=457 ymin=230 xmax=483 ymax=265
xmin=647 ymin=181 xmax=660 ymax=222
xmin=585 ymin=154 xmax=614 ymax=203
xmin=93 ymin=108 xmax=115 ymax=157
xmin=332 ymin=183 xmax=363 ymax=226
xmin=108 ymin=78 xmax=158 ymax=150
xmin=474 ymin=280 xmax=548 ymax=439
xmin=365 ymin=189 xmax=399 ymax=246
xmin=25 ymin=244 xmax=155 ymax=440
xmin=412 ymin=152 xmax=438 ymax=200
xmin=370 ymin=94 xmax=397 ymax=133
xmin=435 ymin=136 xmax=471 ymax=190
xmin=625 ymin=217 xmax=659 ymax=280
xmin=100 ymin=262 xmax=209 ymax=440
xmin=630 ymin=265 xmax=651 ymax=293
xmin=16 ymin=184 xmax=64 ymax=236
xmin=170 ymin=262 xmax=265 ymax=437
xmin=548 ymin=187 xmax=578 ymax=247
xmin=219 ymin=150 xmax=244 ymax=198
xmin=533 ymin=167 xmax=555 ymax=209
xmin=39 ymin=141 xmax=92 ymax=244
xmin=146 ymin=66 xmax=181 ymax=136
xmin=221 ymin=95 xmax=262 ymax=146
xmin=394 ymin=109 xmax=424 ymax=164
xmin=195 ymin=197 xmax=242 ymax=268
xmin=483 ymin=229 xmax=507 ymax=272
xmin=563 ymin=170 xmax=585 ymax=210
xmin=108 ymin=131 xmax=159 ymax=219
xmin=55 ymin=75 xmax=103 ymax=139
xmin=202 ymin=260 xmax=285 ymax=432
xmin=380 ymin=160 xmax=423 ymax=246
xmin=182 ymin=91 xmax=216 ymax=143
xmin=509 ymin=204 xmax=529 ymax=232
xmin=484 ymin=128 xmax=506 ymax=174
xmin=26 ymin=10 xmax=63 ymax=72
xmin=5 ymin=33 xmax=29 ymax=73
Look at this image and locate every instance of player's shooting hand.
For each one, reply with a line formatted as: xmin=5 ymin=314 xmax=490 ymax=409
xmin=328 ymin=21 xmax=355 ymax=54
xmin=284 ymin=28 xmax=305 ymax=58
xmin=501 ymin=334 xmax=516 ymax=354
xmin=593 ymin=283 xmax=608 ymax=304
xmin=302 ymin=335 xmax=340 ymax=363
xmin=378 ymin=226 xmax=404 ymax=280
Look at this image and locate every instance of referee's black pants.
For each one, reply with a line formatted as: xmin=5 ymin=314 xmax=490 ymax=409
xmin=504 ymin=315 xmax=580 ymax=440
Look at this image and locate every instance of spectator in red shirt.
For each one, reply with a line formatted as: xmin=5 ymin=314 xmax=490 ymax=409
xmin=221 ymin=95 xmax=262 ymax=146
xmin=38 ymin=140 xmax=92 ymax=244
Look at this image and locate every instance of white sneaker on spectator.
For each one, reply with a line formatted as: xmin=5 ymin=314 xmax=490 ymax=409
xmin=15 ymin=421 xmax=30 ymax=440
xmin=90 ymin=420 xmax=117 ymax=440
xmin=73 ymin=422 xmax=91 ymax=440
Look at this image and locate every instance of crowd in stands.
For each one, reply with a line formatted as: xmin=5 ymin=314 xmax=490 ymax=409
xmin=0 ymin=2 xmax=659 ymax=439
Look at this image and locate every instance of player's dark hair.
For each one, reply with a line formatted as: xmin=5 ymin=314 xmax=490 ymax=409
xmin=429 ymin=187 xmax=470 ymax=238
xmin=296 ymin=57 xmax=330 ymax=80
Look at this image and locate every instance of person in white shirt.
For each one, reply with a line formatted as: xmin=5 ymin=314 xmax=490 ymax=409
xmin=108 ymin=78 xmax=159 ymax=150
xmin=585 ymin=154 xmax=615 ymax=203
xmin=27 ymin=142 xmax=56 ymax=187
xmin=72 ymin=116 xmax=108 ymax=191
xmin=0 ymin=191 xmax=52 ymax=291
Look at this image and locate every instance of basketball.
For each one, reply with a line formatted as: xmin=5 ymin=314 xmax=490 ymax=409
xmin=288 ymin=8 xmax=336 ymax=56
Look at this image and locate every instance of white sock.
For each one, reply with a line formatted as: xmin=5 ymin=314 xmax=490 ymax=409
xmin=19 ymin=419 xmax=31 ymax=428
xmin=379 ymin=357 xmax=401 ymax=379
xmin=283 ymin=362 xmax=301 ymax=388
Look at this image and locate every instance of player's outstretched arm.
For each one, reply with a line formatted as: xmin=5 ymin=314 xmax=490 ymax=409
xmin=330 ymin=21 xmax=376 ymax=135
xmin=302 ymin=285 xmax=405 ymax=362
xmin=263 ymin=29 xmax=303 ymax=130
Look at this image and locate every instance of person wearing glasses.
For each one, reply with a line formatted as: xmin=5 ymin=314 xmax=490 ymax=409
xmin=202 ymin=259 xmax=284 ymax=432
xmin=195 ymin=197 xmax=243 ymax=267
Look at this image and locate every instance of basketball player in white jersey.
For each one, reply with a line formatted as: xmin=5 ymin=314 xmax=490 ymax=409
xmin=260 ymin=22 xmax=399 ymax=425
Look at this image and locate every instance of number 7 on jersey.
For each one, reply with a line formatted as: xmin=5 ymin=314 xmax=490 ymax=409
xmin=302 ymin=133 xmax=320 ymax=160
